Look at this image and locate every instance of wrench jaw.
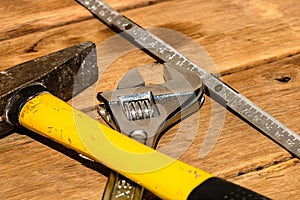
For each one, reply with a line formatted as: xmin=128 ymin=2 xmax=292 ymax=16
xmin=97 ymin=94 xmax=119 ymax=132
xmin=97 ymin=64 xmax=205 ymax=147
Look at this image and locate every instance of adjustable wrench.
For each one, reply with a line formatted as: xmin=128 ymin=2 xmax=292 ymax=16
xmin=97 ymin=64 xmax=205 ymax=199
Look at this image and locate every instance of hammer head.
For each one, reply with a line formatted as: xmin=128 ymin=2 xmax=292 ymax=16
xmin=0 ymin=41 xmax=98 ymax=136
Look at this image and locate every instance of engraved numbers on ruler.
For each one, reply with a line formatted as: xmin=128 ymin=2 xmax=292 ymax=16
xmin=126 ymin=25 xmax=205 ymax=76
xmin=228 ymin=95 xmax=300 ymax=157
xmin=82 ymin=0 xmax=119 ymax=23
xmin=114 ymin=178 xmax=134 ymax=199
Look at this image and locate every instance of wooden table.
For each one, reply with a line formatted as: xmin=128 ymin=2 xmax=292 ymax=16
xmin=0 ymin=0 xmax=299 ymax=199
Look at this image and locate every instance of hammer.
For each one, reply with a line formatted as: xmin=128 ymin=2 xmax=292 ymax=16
xmin=0 ymin=42 xmax=269 ymax=199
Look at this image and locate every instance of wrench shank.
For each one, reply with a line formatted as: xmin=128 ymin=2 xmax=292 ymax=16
xmin=99 ymin=64 xmax=204 ymax=199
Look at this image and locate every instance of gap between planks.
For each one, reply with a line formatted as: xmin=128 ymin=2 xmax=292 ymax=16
xmin=114 ymin=0 xmax=173 ymax=12
xmin=0 ymin=0 xmax=170 ymax=42
xmin=220 ymin=51 xmax=300 ymax=77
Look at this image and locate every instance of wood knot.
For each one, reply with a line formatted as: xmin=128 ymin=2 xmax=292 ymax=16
xmin=275 ymin=75 xmax=291 ymax=83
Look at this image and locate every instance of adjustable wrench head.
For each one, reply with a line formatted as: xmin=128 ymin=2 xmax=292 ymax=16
xmin=97 ymin=64 xmax=204 ymax=147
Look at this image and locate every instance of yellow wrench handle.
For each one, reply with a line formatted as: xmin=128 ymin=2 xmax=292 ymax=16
xmin=18 ymin=92 xmax=212 ymax=199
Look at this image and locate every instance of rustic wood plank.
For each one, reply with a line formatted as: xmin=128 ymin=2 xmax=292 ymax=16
xmin=0 ymin=0 xmax=299 ymax=199
xmin=107 ymin=0 xmax=169 ymax=11
xmin=0 ymin=0 xmax=299 ymax=74
xmin=228 ymin=159 xmax=300 ymax=199
xmin=0 ymin=0 xmax=164 ymax=41
xmin=124 ymin=0 xmax=300 ymax=74
xmin=0 ymin=133 xmax=107 ymax=200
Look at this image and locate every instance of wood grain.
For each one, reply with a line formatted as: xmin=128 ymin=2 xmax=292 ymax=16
xmin=0 ymin=0 xmax=163 ymax=41
xmin=0 ymin=0 xmax=299 ymax=73
xmin=0 ymin=0 xmax=299 ymax=199
xmin=228 ymin=158 xmax=300 ymax=199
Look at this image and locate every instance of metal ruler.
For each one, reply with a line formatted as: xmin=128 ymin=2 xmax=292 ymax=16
xmin=76 ymin=0 xmax=300 ymax=158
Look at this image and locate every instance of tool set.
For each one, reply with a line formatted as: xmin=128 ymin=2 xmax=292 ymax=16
xmin=1 ymin=0 xmax=299 ymax=199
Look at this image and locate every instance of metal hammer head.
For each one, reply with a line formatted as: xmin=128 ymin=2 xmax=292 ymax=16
xmin=0 ymin=42 xmax=98 ymax=136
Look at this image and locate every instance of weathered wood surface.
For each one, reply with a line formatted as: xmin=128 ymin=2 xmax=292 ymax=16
xmin=0 ymin=0 xmax=299 ymax=199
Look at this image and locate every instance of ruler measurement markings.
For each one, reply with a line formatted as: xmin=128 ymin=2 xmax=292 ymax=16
xmin=228 ymin=95 xmax=300 ymax=157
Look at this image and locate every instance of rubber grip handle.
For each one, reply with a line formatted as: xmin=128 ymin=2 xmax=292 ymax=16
xmin=188 ymin=177 xmax=270 ymax=200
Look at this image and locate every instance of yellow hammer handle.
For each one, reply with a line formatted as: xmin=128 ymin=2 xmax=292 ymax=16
xmin=18 ymin=92 xmax=212 ymax=199
xmin=13 ymin=87 xmax=268 ymax=200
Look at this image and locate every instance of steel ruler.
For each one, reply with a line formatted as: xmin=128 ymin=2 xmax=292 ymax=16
xmin=76 ymin=0 xmax=300 ymax=158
